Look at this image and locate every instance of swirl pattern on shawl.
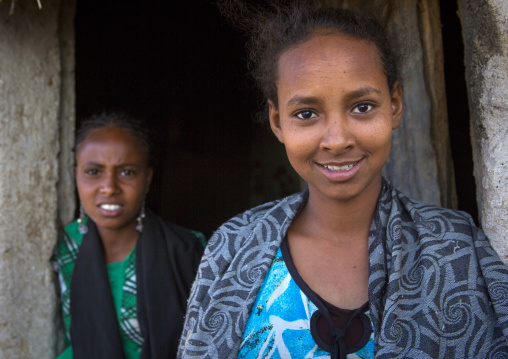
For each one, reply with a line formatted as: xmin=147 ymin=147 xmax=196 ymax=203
xmin=179 ymin=180 xmax=508 ymax=358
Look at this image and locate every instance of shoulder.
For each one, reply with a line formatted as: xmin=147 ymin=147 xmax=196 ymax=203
xmin=63 ymin=218 xmax=86 ymax=244
xmin=167 ymin=222 xmax=207 ymax=249
xmin=53 ymin=220 xmax=84 ymax=289
xmin=379 ymin=181 xmax=493 ymax=264
xmin=206 ymin=191 xmax=306 ymax=253
xmin=389 ymin=185 xmax=478 ymax=238
xmin=377 ymin=181 xmax=508 ymax=350
xmin=54 ymin=219 xmax=83 ymax=265
xmin=213 ymin=191 xmax=306 ymax=236
xmin=180 ymin=192 xmax=306 ymax=350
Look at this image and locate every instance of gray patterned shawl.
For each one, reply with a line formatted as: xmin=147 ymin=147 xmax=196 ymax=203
xmin=178 ymin=179 xmax=508 ymax=358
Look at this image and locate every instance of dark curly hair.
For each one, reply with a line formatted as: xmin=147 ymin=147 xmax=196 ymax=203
xmin=219 ymin=0 xmax=398 ymax=111
xmin=75 ymin=112 xmax=154 ymax=166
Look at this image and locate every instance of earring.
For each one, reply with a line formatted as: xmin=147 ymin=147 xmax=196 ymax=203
xmin=77 ymin=205 xmax=88 ymax=234
xmin=136 ymin=197 xmax=146 ymax=233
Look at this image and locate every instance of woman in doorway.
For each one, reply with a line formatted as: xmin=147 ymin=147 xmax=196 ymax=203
xmin=178 ymin=2 xmax=508 ymax=358
xmin=54 ymin=113 xmax=205 ymax=359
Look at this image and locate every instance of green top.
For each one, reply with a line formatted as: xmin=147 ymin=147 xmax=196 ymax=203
xmin=56 ymin=251 xmax=140 ymax=359
xmin=56 ymin=222 xmax=142 ymax=359
xmin=108 ymin=251 xmax=141 ymax=359
xmin=55 ymin=219 xmax=141 ymax=359
xmin=54 ymin=218 xmax=206 ymax=359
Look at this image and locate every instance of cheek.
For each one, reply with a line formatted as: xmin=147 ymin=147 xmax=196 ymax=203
xmin=369 ymin=132 xmax=393 ymax=166
xmin=283 ymin=142 xmax=317 ymax=181
xmin=282 ymin=125 xmax=318 ymax=154
xmin=76 ymin=186 xmax=96 ymax=214
xmin=362 ymin=122 xmax=393 ymax=149
xmin=76 ymin=179 xmax=93 ymax=201
xmin=125 ymin=181 xmax=148 ymax=202
xmin=284 ymin=137 xmax=315 ymax=164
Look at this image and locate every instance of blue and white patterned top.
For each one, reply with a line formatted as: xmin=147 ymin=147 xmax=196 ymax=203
xmin=238 ymin=247 xmax=374 ymax=359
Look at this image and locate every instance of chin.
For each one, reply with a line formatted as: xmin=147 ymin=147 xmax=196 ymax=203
xmin=94 ymin=219 xmax=132 ymax=232
xmin=314 ymin=180 xmax=378 ymax=202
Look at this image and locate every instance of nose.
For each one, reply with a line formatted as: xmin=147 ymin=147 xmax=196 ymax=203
xmin=320 ymin=116 xmax=354 ymax=153
xmin=100 ymin=172 xmax=119 ymax=196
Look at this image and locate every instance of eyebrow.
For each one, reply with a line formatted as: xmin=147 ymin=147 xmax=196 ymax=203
xmin=81 ymin=162 xmax=141 ymax=168
xmin=344 ymin=86 xmax=382 ymax=102
xmin=286 ymin=86 xmax=382 ymax=107
xmin=81 ymin=162 xmax=104 ymax=167
xmin=286 ymin=96 xmax=322 ymax=107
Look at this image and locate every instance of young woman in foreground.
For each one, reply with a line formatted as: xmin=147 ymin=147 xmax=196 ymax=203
xmin=54 ymin=113 xmax=205 ymax=359
xmin=178 ymin=2 xmax=508 ymax=358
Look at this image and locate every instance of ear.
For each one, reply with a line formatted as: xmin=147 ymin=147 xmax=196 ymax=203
xmin=268 ymin=100 xmax=284 ymax=143
xmin=390 ymin=81 xmax=403 ymax=130
xmin=144 ymin=167 xmax=154 ymax=193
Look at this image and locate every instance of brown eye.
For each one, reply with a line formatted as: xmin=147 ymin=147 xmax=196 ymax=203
xmin=120 ymin=169 xmax=137 ymax=176
xmin=295 ymin=110 xmax=318 ymax=120
xmin=352 ymin=103 xmax=373 ymax=114
xmin=85 ymin=169 xmax=100 ymax=175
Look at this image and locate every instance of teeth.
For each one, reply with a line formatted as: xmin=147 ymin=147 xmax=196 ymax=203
xmin=100 ymin=204 xmax=121 ymax=211
xmin=323 ymin=163 xmax=355 ymax=171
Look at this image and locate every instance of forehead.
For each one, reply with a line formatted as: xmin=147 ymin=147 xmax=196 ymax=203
xmin=76 ymin=127 xmax=146 ymax=161
xmin=277 ymin=32 xmax=386 ymax=94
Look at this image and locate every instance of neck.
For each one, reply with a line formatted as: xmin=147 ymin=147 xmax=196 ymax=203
xmin=293 ymin=177 xmax=382 ymax=246
xmin=97 ymin=222 xmax=139 ymax=264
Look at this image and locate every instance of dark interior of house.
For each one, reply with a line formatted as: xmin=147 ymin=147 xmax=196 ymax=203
xmin=75 ymin=0 xmax=478 ymax=236
xmin=440 ymin=1 xmax=478 ymax=223
xmin=76 ymin=0 xmax=266 ymax=236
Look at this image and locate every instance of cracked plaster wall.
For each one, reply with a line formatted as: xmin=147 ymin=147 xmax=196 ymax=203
xmin=0 ymin=0 xmax=75 ymax=357
xmin=458 ymin=0 xmax=508 ymax=263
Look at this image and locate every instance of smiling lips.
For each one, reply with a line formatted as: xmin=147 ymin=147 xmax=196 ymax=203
xmin=316 ymin=158 xmax=363 ymax=181
xmin=98 ymin=203 xmax=124 ymax=216
xmin=100 ymin=203 xmax=122 ymax=211
xmin=319 ymin=160 xmax=360 ymax=172
xmin=321 ymin=162 xmax=356 ymax=171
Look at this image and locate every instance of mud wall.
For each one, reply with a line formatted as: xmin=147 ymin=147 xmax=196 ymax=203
xmin=0 ymin=0 xmax=75 ymax=357
xmin=458 ymin=0 xmax=508 ymax=262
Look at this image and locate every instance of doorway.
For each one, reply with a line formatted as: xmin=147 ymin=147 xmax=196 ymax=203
xmin=75 ymin=1 xmax=478 ymax=234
